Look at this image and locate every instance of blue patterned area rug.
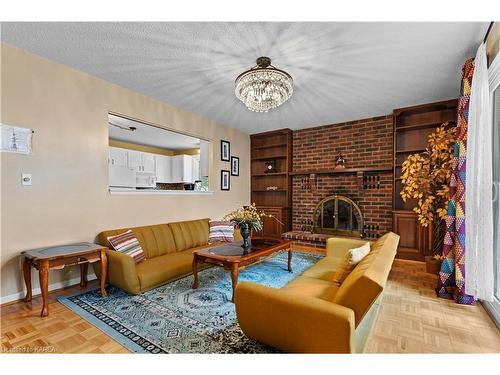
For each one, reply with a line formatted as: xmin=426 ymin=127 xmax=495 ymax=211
xmin=58 ymin=251 xmax=322 ymax=353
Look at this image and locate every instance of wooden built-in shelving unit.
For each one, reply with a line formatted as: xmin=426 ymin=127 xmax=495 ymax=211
xmin=250 ymin=129 xmax=293 ymax=239
xmin=392 ymin=99 xmax=458 ymax=261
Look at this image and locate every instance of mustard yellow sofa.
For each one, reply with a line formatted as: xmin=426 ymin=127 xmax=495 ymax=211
xmin=94 ymin=218 xmax=241 ymax=294
xmin=234 ymin=232 xmax=399 ymax=353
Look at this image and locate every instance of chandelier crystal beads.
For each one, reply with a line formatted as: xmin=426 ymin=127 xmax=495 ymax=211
xmin=235 ymin=57 xmax=293 ymax=113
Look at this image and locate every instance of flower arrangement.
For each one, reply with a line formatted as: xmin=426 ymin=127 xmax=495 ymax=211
xmin=224 ymin=203 xmax=283 ymax=248
xmin=400 ymin=123 xmax=456 ymax=255
xmin=224 ymin=203 xmax=264 ymax=231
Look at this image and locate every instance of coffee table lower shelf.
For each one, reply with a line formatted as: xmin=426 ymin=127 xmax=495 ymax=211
xmin=191 ymin=239 xmax=292 ymax=302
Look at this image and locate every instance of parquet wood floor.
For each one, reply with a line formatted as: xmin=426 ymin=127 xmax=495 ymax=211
xmin=1 ymin=259 xmax=498 ymax=353
xmin=364 ymin=259 xmax=500 ymax=353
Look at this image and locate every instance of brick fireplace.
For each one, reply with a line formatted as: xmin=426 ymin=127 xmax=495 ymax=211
xmin=283 ymin=115 xmax=394 ymax=248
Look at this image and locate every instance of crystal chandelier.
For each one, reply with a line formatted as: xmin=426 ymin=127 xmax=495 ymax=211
xmin=235 ymin=57 xmax=293 ymax=113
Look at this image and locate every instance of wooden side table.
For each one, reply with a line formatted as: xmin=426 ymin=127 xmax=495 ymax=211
xmin=21 ymin=242 xmax=108 ymax=317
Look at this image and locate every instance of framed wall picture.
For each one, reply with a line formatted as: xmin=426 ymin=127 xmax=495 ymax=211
xmin=221 ymin=170 xmax=230 ymax=191
xmin=221 ymin=140 xmax=230 ymax=161
xmin=231 ymin=156 xmax=239 ymax=176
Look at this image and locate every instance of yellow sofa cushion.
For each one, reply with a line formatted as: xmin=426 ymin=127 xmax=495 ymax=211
xmin=301 ymin=257 xmax=344 ymax=282
xmin=135 ymin=249 xmax=196 ymax=291
xmin=99 ymin=223 xmax=177 ymax=258
xmin=169 ymin=219 xmax=209 ymax=251
xmin=235 ymin=282 xmax=356 ymax=353
xmin=283 ymin=275 xmax=339 ymax=301
xmin=332 ymin=242 xmax=370 ymax=284
xmin=333 ymin=232 xmax=399 ymax=326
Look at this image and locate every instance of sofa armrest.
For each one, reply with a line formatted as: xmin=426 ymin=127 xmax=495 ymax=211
xmin=99 ymin=249 xmax=141 ymax=294
xmin=234 ymin=282 xmax=356 ymax=353
xmin=326 ymin=237 xmax=370 ymax=258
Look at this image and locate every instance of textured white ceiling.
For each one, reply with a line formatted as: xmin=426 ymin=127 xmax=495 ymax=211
xmin=1 ymin=22 xmax=488 ymax=133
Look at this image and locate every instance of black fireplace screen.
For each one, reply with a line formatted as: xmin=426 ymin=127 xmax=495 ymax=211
xmin=313 ymin=195 xmax=363 ymax=237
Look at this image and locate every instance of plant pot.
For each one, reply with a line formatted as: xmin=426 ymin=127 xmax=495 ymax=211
xmin=424 ymin=256 xmax=443 ymax=275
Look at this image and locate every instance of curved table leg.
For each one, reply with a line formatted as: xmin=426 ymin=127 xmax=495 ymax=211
xmin=80 ymin=263 xmax=89 ymax=288
xmin=230 ymin=264 xmax=239 ymax=303
xmin=192 ymin=253 xmax=199 ymax=289
xmin=39 ymin=260 xmax=49 ymax=317
xmin=100 ymin=250 xmax=108 ymax=297
xmin=23 ymin=257 xmax=33 ymax=302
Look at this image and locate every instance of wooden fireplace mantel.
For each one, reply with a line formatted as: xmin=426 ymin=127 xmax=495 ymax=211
xmin=290 ymin=166 xmax=392 ymax=192
xmin=289 ymin=166 xmax=392 ymax=176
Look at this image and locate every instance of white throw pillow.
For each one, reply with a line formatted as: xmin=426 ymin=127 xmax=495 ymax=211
xmin=333 ymin=242 xmax=371 ymax=284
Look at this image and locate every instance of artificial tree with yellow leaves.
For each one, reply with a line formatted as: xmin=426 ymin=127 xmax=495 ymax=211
xmin=400 ymin=123 xmax=456 ymax=256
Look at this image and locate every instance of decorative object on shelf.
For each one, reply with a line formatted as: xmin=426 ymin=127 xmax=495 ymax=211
xmin=235 ymin=56 xmax=293 ymax=113
xmin=264 ymin=159 xmax=277 ymax=173
xmin=266 ymin=186 xmax=279 ymax=191
xmin=0 ymin=123 xmax=33 ymax=154
xmin=400 ymin=123 xmax=456 ymax=257
xmin=221 ymin=170 xmax=230 ymax=191
xmin=224 ymin=203 xmax=283 ymax=249
xmin=221 ymin=140 xmax=230 ymax=161
xmin=231 ymin=156 xmax=239 ymax=176
xmin=334 ymin=151 xmax=346 ymax=169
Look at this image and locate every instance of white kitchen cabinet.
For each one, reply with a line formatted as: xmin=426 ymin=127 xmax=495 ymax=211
xmin=127 ymin=150 xmax=155 ymax=173
xmin=108 ymin=146 xmax=204 ymax=188
xmin=127 ymin=150 xmax=142 ymax=172
xmin=109 ymin=147 xmax=128 ymax=167
xmin=155 ymin=155 xmax=172 ymax=183
xmin=171 ymin=154 xmax=193 ymax=183
xmin=142 ymin=152 xmax=156 ymax=173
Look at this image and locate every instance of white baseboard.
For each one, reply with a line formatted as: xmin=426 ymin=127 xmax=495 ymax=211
xmin=0 ymin=274 xmax=97 ymax=305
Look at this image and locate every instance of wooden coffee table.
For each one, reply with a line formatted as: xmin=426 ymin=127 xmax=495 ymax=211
xmin=191 ymin=238 xmax=292 ymax=302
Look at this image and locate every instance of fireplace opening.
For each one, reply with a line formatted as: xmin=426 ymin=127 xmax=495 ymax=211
xmin=313 ymin=195 xmax=363 ymax=238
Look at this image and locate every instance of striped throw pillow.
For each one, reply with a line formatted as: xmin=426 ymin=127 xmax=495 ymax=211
xmin=107 ymin=230 xmax=145 ymax=264
xmin=209 ymin=220 xmax=234 ymax=243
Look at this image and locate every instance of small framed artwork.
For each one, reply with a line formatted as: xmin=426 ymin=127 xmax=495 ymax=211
xmin=221 ymin=140 xmax=230 ymax=161
xmin=231 ymin=156 xmax=239 ymax=176
xmin=221 ymin=170 xmax=230 ymax=191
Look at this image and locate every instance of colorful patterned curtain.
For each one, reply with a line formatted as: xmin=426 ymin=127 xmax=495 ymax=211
xmin=435 ymin=58 xmax=476 ymax=305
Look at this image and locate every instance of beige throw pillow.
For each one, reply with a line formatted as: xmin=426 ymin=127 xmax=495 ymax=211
xmin=333 ymin=242 xmax=370 ymax=284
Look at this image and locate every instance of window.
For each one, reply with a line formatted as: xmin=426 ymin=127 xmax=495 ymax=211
xmin=485 ymin=57 xmax=500 ymax=324
xmin=107 ymin=114 xmax=211 ymax=194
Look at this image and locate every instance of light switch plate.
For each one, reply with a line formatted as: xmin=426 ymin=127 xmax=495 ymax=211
xmin=21 ymin=173 xmax=32 ymax=186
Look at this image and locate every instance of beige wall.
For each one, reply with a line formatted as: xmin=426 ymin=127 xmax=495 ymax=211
xmin=0 ymin=43 xmax=250 ymax=301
